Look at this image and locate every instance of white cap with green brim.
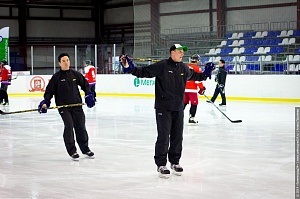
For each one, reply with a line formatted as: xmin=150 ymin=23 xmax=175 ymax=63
xmin=169 ymin=44 xmax=188 ymax=53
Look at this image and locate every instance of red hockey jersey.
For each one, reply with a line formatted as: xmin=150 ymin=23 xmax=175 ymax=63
xmin=185 ymin=63 xmax=204 ymax=92
xmin=84 ymin=65 xmax=96 ymax=85
xmin=0 ymin=64 xmax=12 ymax=85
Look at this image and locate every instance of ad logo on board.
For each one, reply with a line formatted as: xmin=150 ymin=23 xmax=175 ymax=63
xmin=29 ymin=76 xmax=46 ymax=92
xmin=133 ymin=77 xmax=155 ymax=87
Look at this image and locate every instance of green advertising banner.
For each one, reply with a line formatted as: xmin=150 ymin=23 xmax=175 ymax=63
xmin=0 ymin=27 xmax=9 ymax=61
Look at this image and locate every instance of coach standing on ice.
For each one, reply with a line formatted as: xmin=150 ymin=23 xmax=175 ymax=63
xmin=38 ymin=53 xmax=95 ymax=161
xmin=119 ymin=44 xmax=215 ymax=178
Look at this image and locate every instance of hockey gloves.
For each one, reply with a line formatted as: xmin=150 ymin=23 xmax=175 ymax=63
xmin=38 ymin=99 xmax=51 ymax=114
xmin=203 ymin=62 xmax=215 ymax=79
xmin=85 ymin=92 xmax=95 ymax=108
xmin=119 ymin=54 xmax=136 ymax=74
xmin=214 ymin=75 xmax=218 ymax=82
xmin=198 ymin=86 xmax=206 ymax=95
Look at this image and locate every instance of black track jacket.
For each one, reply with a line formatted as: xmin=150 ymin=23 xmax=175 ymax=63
xmin=216 ymin=67 xmax=227 ymax=86
xmin=132 ymin=57 xmax=208 ymax=111
xmin=44 ymin=69 xmax=90 ymax=106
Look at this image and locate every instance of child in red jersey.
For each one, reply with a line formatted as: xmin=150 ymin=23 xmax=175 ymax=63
xmin=184 ymin=54 xmax=206 ymax=124
xmin=0 ymin=60 xmax=12 ymax=105
xmin=84 ymin=60 xmax=97 ymax=102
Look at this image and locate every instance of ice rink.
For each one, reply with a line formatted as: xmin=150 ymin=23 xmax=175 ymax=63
xmin=0 ymin=96 xmax=297 ymax=199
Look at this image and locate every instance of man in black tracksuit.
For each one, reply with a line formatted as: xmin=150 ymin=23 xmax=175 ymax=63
xmin=120 ymin=44 xmax=214 ymax=177
xmin=38 ymin=53 xmax=95 ymax=161
xmin=208 ymin=59 xmax=227 ymax=106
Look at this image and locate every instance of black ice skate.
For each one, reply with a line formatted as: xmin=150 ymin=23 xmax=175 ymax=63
xmin=71 ymin=152 xmax=79 ymax=161
xmin=171 ymin=164 xmax=183 ymax=176
xmin=157 ymin=166 xmax=170 ymax=178
xmin=84 ymin=151 xmax=95 ymax=159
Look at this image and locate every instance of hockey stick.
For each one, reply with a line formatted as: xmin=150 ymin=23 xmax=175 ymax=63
xmin=0 ymin=103 xmax=86 ymax=115
xmin=132 ymin=58 xmax=212 ymax=65
xmin=11 ymin=73 xmax=19 ymax=80
xmin=203 ymin=94 xmax=242 ymax=123
xmin=132 ymin=57 xmax=161 ymax=62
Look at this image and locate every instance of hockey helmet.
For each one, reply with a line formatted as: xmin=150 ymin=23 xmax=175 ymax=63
xmin=190 ymin=54 xmax=200 ymax=63
xmin=85 ymin=60 xmax=91 ymax=65
xmin=1 ymin=60 xmax=7 ymax=65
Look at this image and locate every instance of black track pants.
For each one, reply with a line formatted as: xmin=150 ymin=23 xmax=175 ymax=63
xmin=154 ymin=108 xmax=184 ymax=166
xmin=59 ymin=108 xmax=91 ymax=156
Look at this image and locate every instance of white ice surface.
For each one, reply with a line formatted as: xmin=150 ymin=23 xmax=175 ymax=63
xmin=0 ymin=96 xmax=297 ymax=199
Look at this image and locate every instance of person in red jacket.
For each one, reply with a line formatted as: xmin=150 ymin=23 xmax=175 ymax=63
xmin=84 ymin=60 xmax=97 ymax=102
xmin=0 ymin=60 xmax=12 ymax=106
xmin=184 ymin=54 xmax=206 ymax=124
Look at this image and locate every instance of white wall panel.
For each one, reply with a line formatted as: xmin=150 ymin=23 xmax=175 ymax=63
xmin=27 ymin=20 xmax=94 ymax=38
xmin=160 ymin=13 xmax=210 ymax=33
xmin=63 ymin=9 xmax=91 ymax=18
xmin=0 ymin=20 xmax=19 ymax=37
xmin=160 ymin=0 xmax=209 ymax=13
xmin=227 ymin=7 xmax=296 ymax=27
xmin=105 ymin=7 xmax=134 ymax=24
xmin=0 ymin=7 xmax=10 ymax=16
xmin=134 ymin=4 xmax=150 ymax=23
xmin=29 ymin=8 xmax=60 ymax=17
xmin=227 ymin=0 xmax=296 ymax=7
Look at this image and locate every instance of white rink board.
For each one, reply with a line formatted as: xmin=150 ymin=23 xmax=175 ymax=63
xmin=6 ymin=74 xmax=300 ymax=100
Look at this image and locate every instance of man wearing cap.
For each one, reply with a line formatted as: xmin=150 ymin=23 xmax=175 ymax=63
xmin=119 ymin=44 xmax=215 ymax=178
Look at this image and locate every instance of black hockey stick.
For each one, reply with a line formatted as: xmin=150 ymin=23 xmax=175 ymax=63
xmin=203 ymin=94 xmax=242 ymax=123
xmin=132 ymin=57 xmax=161 ymax=62
xmin=0 ymin=103 xmax=86 ymax=115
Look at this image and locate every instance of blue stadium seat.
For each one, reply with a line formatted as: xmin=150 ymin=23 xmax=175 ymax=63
xmin=275 ymin=38 xmax=283 ymax=44
xmin=243 ymin=31 xmax=256 ymax=38
xmin=276 ymin=46 xmax=284 ymax=53
xmin=267 ymin=30 xmax=281 ymax=37
xmin=268 ymin=38 xmax=278 ymax=45
xmin=226 ymin=40 xmax=233 ymax=46
xmin=255 ymin=39 xmax=263 ymax=45
xmin=242 ymin=39 xmax=255 ymax=46
xmin=200 ymin=57 xmax=209 ymax=63
xmin=245 ymin=56 xmax=259 ymax=61
xmin=294 ymin=47 xmax=300 ymax=54
xmin=269 ymin=46 xmax=277 ymax=54
xmin=219 ymin=47 xmax=232 ymax=55
xmin=225 ymin=65 xmax=234 ymax=72
xmin=245 ymin=64 xmax=260 ymax=71
xmin=293 ymin=30 xmax=300 ymax=37
xmin=242 ymin=47 xmax=257 ymax=55
xmin=226 ymin=33 xmax=232 ymax=39
xmin=222 ymin=56 xmax=234 ymax=62
xmin=272 ymin=64 xmax=287 ymax=72
xmin=262 ymin=39 xmax=271 ymax=45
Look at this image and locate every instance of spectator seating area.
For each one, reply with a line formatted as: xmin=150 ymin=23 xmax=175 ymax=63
xmin=202 ymin=29 xmax=300 ymax=74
